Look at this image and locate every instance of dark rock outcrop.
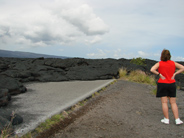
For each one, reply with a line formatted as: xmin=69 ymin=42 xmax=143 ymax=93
xmin=0 ymin=57 xmax=184 ymax=103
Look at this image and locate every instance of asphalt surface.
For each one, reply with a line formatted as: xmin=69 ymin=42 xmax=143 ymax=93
xmin=5 ymin=80 xmax=114 ymax=136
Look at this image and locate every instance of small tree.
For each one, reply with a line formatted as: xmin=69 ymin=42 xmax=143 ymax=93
xmin=130 ymin=57 xmax=146 ymax=66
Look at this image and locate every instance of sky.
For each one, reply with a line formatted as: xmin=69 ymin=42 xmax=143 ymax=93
xmin=0 ymin=0 xmax=184 ymax=61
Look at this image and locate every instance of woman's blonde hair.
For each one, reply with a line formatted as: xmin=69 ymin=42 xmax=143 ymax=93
xmin=160 ymin=49 xmax=171 ymax=61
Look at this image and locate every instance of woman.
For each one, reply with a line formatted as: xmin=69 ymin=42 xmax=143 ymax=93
xmin=150 ymin=49 xmax=184 ymax=125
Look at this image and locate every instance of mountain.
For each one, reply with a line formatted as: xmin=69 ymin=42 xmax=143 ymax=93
xmin=0 ymin=49 xmax=68 ymax=59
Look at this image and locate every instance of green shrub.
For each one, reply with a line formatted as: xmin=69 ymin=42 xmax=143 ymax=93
xmin=130 ymin=57 xmax=146 ymax=66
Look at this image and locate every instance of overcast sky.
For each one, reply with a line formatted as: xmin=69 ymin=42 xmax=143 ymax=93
xmin=0 ymin=0 xmax=184 ymax=61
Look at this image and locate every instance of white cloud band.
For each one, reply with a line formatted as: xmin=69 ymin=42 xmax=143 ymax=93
xmin=0 ymin=0 xmax=109 ymax=48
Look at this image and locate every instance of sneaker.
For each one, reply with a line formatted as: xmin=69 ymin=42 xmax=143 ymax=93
xmin=175 ymin=118 xmax=183 ymax=125
xmin=161 ymin=118 xmax=169 ymax=124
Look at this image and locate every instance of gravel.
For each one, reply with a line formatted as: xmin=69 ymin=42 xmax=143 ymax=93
xmin=45 ymin=79 xmax=184 ymax=138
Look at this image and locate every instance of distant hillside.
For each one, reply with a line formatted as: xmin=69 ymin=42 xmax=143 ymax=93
xmin=0 ymin=49 xmax=68 ymax=59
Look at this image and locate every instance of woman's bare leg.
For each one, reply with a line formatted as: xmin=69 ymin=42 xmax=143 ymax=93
xmin=169 ymin=97 xmax=179 ymax=119
xmin=161 ymin=97 xmax=169 ymax=119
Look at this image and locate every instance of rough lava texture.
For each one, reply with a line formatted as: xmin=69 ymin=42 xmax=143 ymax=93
xmin=0 ymin=57 xmax=184 ymax=133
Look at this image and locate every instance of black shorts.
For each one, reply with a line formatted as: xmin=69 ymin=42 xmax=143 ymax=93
xmin=156 ymin=83 xmax=176 ymax=98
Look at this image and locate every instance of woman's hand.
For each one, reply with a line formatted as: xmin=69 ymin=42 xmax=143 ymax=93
xmin=159 ymin=74 xmax=166 ymax=80
xmin=171 ymin=73 xmax=176 ymax=80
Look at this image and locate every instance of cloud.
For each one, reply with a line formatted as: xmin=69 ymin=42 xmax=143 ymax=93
xmin=87 ymin=49 xmax=107 ymax=58
xmin=59 ymin=4 xmax=109 ymax=35
xmin=138 ymin=51 xmax=149 ymax=57
xmin=0 ymin=0 xmax=109 ymax=48
xmin=87 ymin=48 xmax=136 ymax=59
xmin=172 ymin=56 xmax=184 ymax=62
xmin=113 ymin=49 xmax=122 ymax=59
xmin=85 ymin=36 xmax=102 ymax=44
xmin=86 ymin=48 xmax=167 ymax=60
xmin=1 ymin=0 xmax=184 ymax=61
xmin=96 ymin=0 xmax=184 ymax=49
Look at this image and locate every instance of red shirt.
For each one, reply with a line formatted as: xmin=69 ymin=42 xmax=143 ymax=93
xmin=158 ymin=60 xmax=176 ymax=83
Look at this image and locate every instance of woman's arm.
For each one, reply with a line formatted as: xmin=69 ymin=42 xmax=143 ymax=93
xmin=150 ymin=62 xmax=165 ymax=80
xmin=172 ymin=62 xmax=184 ymax=79
xmin=150 ymin=62 xmax=160 ymax=75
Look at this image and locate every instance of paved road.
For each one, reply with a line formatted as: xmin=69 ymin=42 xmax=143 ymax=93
xmin=5 ymin=80 xmax=114 ymax=136
xmin=48 ymin=80 xmax=184 ymax=138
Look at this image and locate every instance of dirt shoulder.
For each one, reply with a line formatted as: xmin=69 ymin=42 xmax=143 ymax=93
xmin=39 ymin=80 xmax=184 ymax=138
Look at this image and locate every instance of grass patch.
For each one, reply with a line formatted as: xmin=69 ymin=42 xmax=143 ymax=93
xmin=0 ymin=128 xmax=13 ymax=138
xmin=119 ymin=68 xmax=156 ymax=85
xmin=92 ymin=92 xmax=100 ymax=98
xmin=119 ymin=68 xmax=127 ymax=78
xmin=128 ymin=70 xmax=156 ymax=85
xmin=20 ymin=133 xmax=32 ymax=138
xmin=0 ymin=128 xmax=20 ymax=138
xmin=34 ymin=112 xmax=65 ymax=134
xmin=0 ymin=112 xmax=20 ymax=138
